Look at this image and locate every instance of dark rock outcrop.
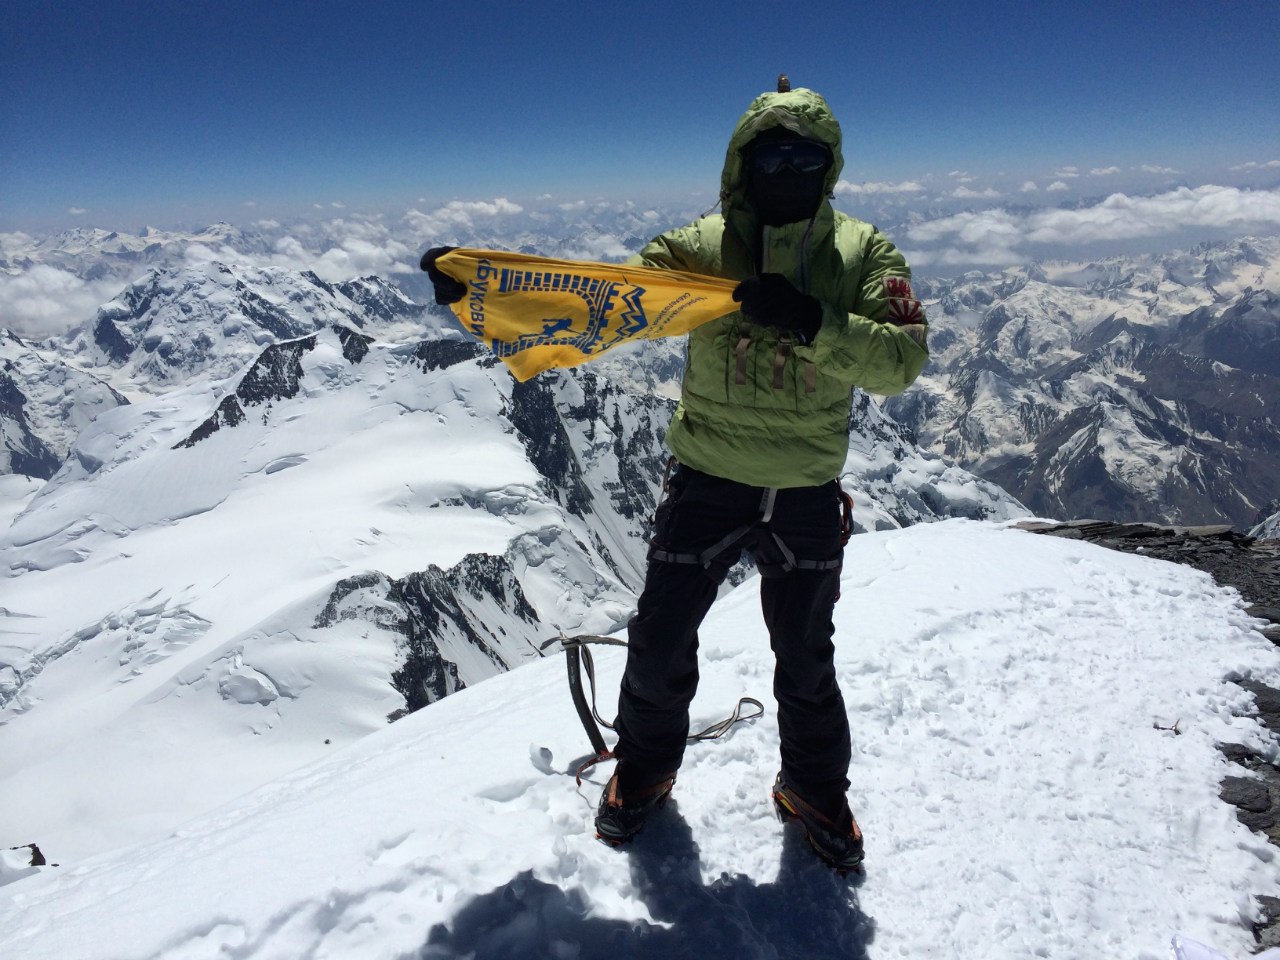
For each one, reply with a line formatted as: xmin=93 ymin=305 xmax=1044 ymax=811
xmin=176 ymin=325 xmax=367 ymax=448
xmin=315 ymin=554 xmax=540 ymax=715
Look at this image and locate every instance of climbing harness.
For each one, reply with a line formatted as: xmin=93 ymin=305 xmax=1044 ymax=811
xmin=539 ymin=634 xmax=764 ymax=784
xmin=649 ymin=460 xmax=855 ymax=575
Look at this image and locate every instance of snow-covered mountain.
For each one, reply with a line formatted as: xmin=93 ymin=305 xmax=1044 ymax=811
xmin=888 ymin=236 xmax=1280 ymax=527
xmin=2 ymin=254 xmax=435 ymax=491
xmin=4 ymin=219 xmax=1280 ymax=958
xmin=0 ymin=222 xmax=272 ymax=282
xmin=0 ymin=326 xmax=660 ymax=856
xmin=3 ymin=520 xmax=1278 ymax=960
xmin=1251 ymin=503 xmax=1280 ymax=540
xmin=0 ymin=330 xmax=128 ymax=478
xmin=65 ymin=259 xmax=431 ymax=393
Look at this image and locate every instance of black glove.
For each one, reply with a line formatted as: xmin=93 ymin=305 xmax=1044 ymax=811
xmin=732 ymin=273 xmax=822 ymax=343
xmin=419 ymin=246 xmax=467 ymax=305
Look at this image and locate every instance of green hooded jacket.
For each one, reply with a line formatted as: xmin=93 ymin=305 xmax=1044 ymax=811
xmin=635 ymin=88 xmax=929 ymax=488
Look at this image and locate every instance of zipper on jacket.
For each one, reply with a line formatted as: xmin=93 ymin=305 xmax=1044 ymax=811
xmin=798 ymin=216 xmax=815 ymax=294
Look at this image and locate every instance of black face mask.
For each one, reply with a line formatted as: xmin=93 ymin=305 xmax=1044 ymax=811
xmin=743 ymin=139 xmax=832 ymax=227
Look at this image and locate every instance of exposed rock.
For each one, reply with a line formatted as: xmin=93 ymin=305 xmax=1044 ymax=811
xmin=176 ymin=325 xmax=366 ymax=448
xmin=1257 ymin=897 xmax=1280 ymax=951
xmin=410 ymin=339 xmax=485 ymax=373
xmin=315 ymin=554 xmax=541 ymax=715
xmin=506 ymin=376 xmax=593 ymax=518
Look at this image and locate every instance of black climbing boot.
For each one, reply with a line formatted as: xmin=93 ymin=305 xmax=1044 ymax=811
xmin=595 ymin=770 xmax=675 ymax=846
xmin=772 ymin=772 xmax=864 ymax=872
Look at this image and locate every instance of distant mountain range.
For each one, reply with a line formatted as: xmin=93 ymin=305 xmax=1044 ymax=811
xmin=888 ymin=236 xmax=1280 ymax=529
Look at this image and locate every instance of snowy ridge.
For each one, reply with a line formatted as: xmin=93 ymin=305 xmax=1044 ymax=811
xmin=1 ymin=222 xmax=271 ymax=279
xmin=68 ymin=258 xmax=427 ymax=393
xmin=1251 ymin=506 xmax=1280 ymax=541
xmin=2 ymin=521 xmax=1278 ymax=959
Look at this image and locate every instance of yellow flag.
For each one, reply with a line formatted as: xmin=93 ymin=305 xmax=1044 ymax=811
xmin=434 ymin=248 xmax=739 ymax=381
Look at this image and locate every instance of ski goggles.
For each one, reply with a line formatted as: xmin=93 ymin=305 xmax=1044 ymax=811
xmin=747 ymin=139 xmax=832 ymax=176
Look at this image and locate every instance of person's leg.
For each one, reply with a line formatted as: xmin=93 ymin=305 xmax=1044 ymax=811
xmin=613 ymin=467 xmax=759 ymax=791
xmin=757 ymin=482 xmax=851 ymax=817
xmin=614 ymin=559 xmax=718 ymax=789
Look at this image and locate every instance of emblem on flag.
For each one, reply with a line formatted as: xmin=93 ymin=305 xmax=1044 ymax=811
xmin=433 ymin=249 xmax=740 ymax=381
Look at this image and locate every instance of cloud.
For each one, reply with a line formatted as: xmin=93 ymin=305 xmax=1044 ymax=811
xmin=1089 ymin=167 xmax=1121 ymax=176
xmin=948 ymin=170 xmax=969 ymax=178
xmin=904 ymin=207 xmax=1025 ymax=267
xmin=67 ymin=207 xmax=87 ymax=215
xmin=1229 ymin=160 xmax=1280 ymax=171
xmin=558 ymin=234 xmax=634 ymax=261
xmin=1019 ymin=181 xmax=1038 ymax=193
xmin=1046 ymin=181 xmax=1070 ymax=192
xmin=1054 ymin=166 xmax=1080 ymax=178
xmin=1140 ymin=164 xmax=1178 ymax=175
xmin=908 ymin=207 xmax=1022 ymax=244
xmin=906 ymin=184 xmax=1280 ymax=266
xmin=1023 ymin=184 xmax=1280 ymax=244
xmin=0 ymin=264 xmax=122 ymax=338
xmin=833 ymin=179 xmax=925 ymax=195
xmin=951 ymin=186 xmax=1002 ymax=199
xmin=243 ymin=201 xmax=257 ymax=208
xmin=179 ymin=216 xmax=416 ymax=283
xmin=267 ymin=219 xmax=416 ymax=281
xmin=401 ymin=197 xmax=524 ymax=236
xmin=331 ymin=202 xmax=346 ymax=209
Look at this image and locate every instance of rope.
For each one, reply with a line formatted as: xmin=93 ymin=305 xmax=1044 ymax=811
xmin=540 ymin=634 xmax=764 ymax=783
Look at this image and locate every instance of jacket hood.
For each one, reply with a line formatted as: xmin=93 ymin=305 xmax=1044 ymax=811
xmin=720 ymin=88 xmax=845 ymax=208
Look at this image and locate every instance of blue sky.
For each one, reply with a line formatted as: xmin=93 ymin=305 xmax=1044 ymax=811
xmin=3 ymin=0 xmax=1279 ymax=232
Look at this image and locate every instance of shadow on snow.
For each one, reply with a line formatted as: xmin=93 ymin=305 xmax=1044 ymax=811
xmin=414 ymin=798 xmax=874 ymax=959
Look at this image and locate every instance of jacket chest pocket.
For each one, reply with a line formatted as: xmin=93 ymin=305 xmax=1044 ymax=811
xmin=687 ymin=324 xmax=849 ymax=414
xmin=723 ymin=329 xmax=805 ymax=411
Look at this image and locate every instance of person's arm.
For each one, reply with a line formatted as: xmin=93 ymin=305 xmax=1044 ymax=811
xmin=630 ymin=223 xmax=707 ymax=271
xmin=808 ymin=229 xmax=928 ymax=396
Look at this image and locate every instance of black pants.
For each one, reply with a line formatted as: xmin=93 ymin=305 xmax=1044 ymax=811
xmin=614 ymin=464 xmax=851 ymax=807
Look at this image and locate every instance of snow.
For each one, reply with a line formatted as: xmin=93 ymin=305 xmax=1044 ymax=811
xmin=0 ymin=474 xmax=42 ymax=529
xmin=1250 ymin=509 xmax=1280 ymax=540
xmin=2 ymin=520 xmax=1278 ymax=960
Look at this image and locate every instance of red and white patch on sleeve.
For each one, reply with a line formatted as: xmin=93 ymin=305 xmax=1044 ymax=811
xmin=883 ymin=275 xmax=923 ymax=325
